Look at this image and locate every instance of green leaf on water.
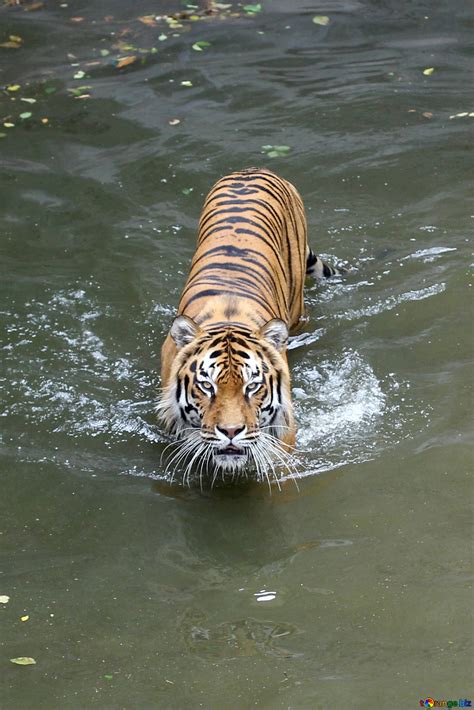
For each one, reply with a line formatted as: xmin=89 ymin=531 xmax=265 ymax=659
xmin=73 ymin=70 xmax=85 ymax=79
xmin=103 ymin=674 xmax=113 ymax=680
xmin=181 ymin=80 xmax=193 ymax=87
xmin=182 ymin=187 xmax=194 ymax=195
xmin=10 ymin=657 xmax=36 ymax=665
xmin=261 ymin=144 xmax=291 ymax=158
xmin=192 ymin=41 xmax=211 ymax=51
xmin=19 ymin=112 xmax=32 ymax=120
xmin=20 ymin=98 xmax=37 ymax=104
xmin=244 ymin=4 xmax=262 ymax=14
xmin=158 ymin=33 xmax=167 ymax=41
xmin=312 ymin=15 xmax=330 ymax=25
xmin=44 ymin=86 xmax=57 ymax=94
xmin=100 ymin=49 xmax=110 ymax=57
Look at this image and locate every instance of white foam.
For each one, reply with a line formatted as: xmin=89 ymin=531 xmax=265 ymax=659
xmin=336 ymin=282 xmax=446 ymax=321
xmin=402 ymin=247 xmax=456 ymax=261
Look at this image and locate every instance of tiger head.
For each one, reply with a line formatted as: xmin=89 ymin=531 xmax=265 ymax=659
xmin=158 ymin=315 xmax=293 ymax=473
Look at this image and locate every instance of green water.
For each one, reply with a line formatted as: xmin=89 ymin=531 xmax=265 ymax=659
xmin=1 ymin=1 xmax=472 ymax=708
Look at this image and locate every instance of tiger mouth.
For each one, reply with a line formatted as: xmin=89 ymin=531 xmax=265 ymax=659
xmin=216 ymin=445 xmax=246 ymax=457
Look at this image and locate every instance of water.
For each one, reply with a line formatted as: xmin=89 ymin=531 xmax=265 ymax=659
xmin=1 ymin=1 xmax=472 ymax=707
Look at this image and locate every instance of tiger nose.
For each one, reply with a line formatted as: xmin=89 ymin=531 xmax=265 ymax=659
xmin=216 ymin=425 xmax=245 ymax=440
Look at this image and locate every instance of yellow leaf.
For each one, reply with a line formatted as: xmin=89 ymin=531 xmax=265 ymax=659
xmin=423 ymin=67 xmax=435 ymax=76
xmin=9 ymin=35 xmax=23 ymax=43
xmin=20 ymin=615 xmax=30 ymax=622
xmin=41 ymin=118 xmax=49 ymax=124
xmin=313 ymin=15 xmax=330 ymax=25
xmin=3 ymin=123 xmax=15 ymax=128
xmin=0 ymin=41 xmax=21 ymax=49
xmin=0 ymin=595 xmax=10 ymax=603
xmin=138 ymin=15 xmax=157 ymax=27
xmin=116 ymin=55 xmax=137 ymax=69
xmin=10 ymin=657 xmax=36 ymax=665
xmin=7 ymin=85 xmax=20 ymax=91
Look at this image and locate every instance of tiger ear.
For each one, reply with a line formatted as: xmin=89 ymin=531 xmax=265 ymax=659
xmin=170 ymin=315 xmax=199 ymax=349
xmin=259 ymin=319 xmax=288 ymax=351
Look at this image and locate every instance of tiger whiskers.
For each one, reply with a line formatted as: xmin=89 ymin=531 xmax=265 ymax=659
xmin=161 ymin=426 xmax=299 ymax=492
xmin=248 ymin=432 xmax=300 ymax=492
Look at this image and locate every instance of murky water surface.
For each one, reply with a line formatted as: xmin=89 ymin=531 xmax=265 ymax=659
xmin=1 ymin=1 xmax=472 ymax=707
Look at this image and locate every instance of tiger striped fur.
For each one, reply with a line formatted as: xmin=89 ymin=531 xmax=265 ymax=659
xmin=158 ymin=168 xmax=343 ymax=480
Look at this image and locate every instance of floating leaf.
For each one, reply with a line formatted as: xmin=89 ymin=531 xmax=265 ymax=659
xmin=70 ymin=16 xmax=84 ymax=22
xmin=103 ymin=674 xmax=113 ymax=680
xmin=192 ymin=41 xmax=211 ymax=51
xmin=181 ymin=80 xmax=193 ymax=87
xmin=261 ymin=144 xmax=291 ymax=158
xmin=182 ymin=187 xmax=193 ymax=195
xmin=99 ymin=48 xmax=110 ymax=57
xmin=116 ymin=55 xmax=137 ymax=68
xmin=3 ymin=122 xmax=15 ymax=128
xmin=0 ymin=133 xmax=6 ymax=139
xmin=422 ymin=67 xmax=435 ymax=76
xmin=20 ymin=615 xmax=30 ymax=622
xmin=10 ymin=35 xmax=23 ymax=43
xmin=44 ymin=86 xmax=57 ymax=94
xmin=158 ymin=33 xmax=167 ymax=41
xmin=10 ymin=657 xmax=36 ymax=665
xmin=168 ymin=118 xmax=181 ymax=125
xmin=41 ymin=117 xmax=49 ymax=124
xmin=7 ymin=85 xmax=20 ymax=92
xmin=0 ymin=40 xmax=22 ymax=49
xmin=138 ymin=15 xmax=157 ymax=27
xmin=19 ymin=112 xmax=32 ymax=119
xmin=313 ymin=15 xmax=330 ymax=25
xmin=73 ymin=70 xmax=85 ymax=79
xmin=0 ymin=595 xmax=10 ymax=603
xmin=422 ymin=111 xmax=433 ymax=119
xmin=21 ymin=98 xmax=36 ymax=104
xmin=243 ymin=4 xmax=262 ymax=13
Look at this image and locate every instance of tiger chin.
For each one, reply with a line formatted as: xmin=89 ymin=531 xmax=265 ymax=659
xmin=157 ymin=168 xmax=344 ymax=482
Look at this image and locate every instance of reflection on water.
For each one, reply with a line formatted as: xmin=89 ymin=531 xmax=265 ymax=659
xmin=1 ymin=0 xmax=472 ymax=708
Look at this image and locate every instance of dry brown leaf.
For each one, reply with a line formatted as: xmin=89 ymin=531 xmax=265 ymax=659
xmin=24 ymin=2 xmax=44 ymax=10
xmin=138 ymin=15 xmax=157 ymax=27
xmin=422 ymin=112 xmax=433 ymax=119
xmin=116 ymin=55 xmax=137 ymax=69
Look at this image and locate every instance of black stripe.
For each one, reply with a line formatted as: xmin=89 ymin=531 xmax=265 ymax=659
xmin=180 ymin=288 xmax=276 ymax=317
xmin=186 ymin=261 xmax=278 ymax=301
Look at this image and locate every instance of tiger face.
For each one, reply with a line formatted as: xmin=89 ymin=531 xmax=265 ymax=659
xmin=158 ymin=316 xmax=293 ymax=473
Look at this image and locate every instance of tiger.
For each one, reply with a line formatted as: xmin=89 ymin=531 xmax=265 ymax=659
xmin=157 ymin=168 xmax=344 ymax=482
